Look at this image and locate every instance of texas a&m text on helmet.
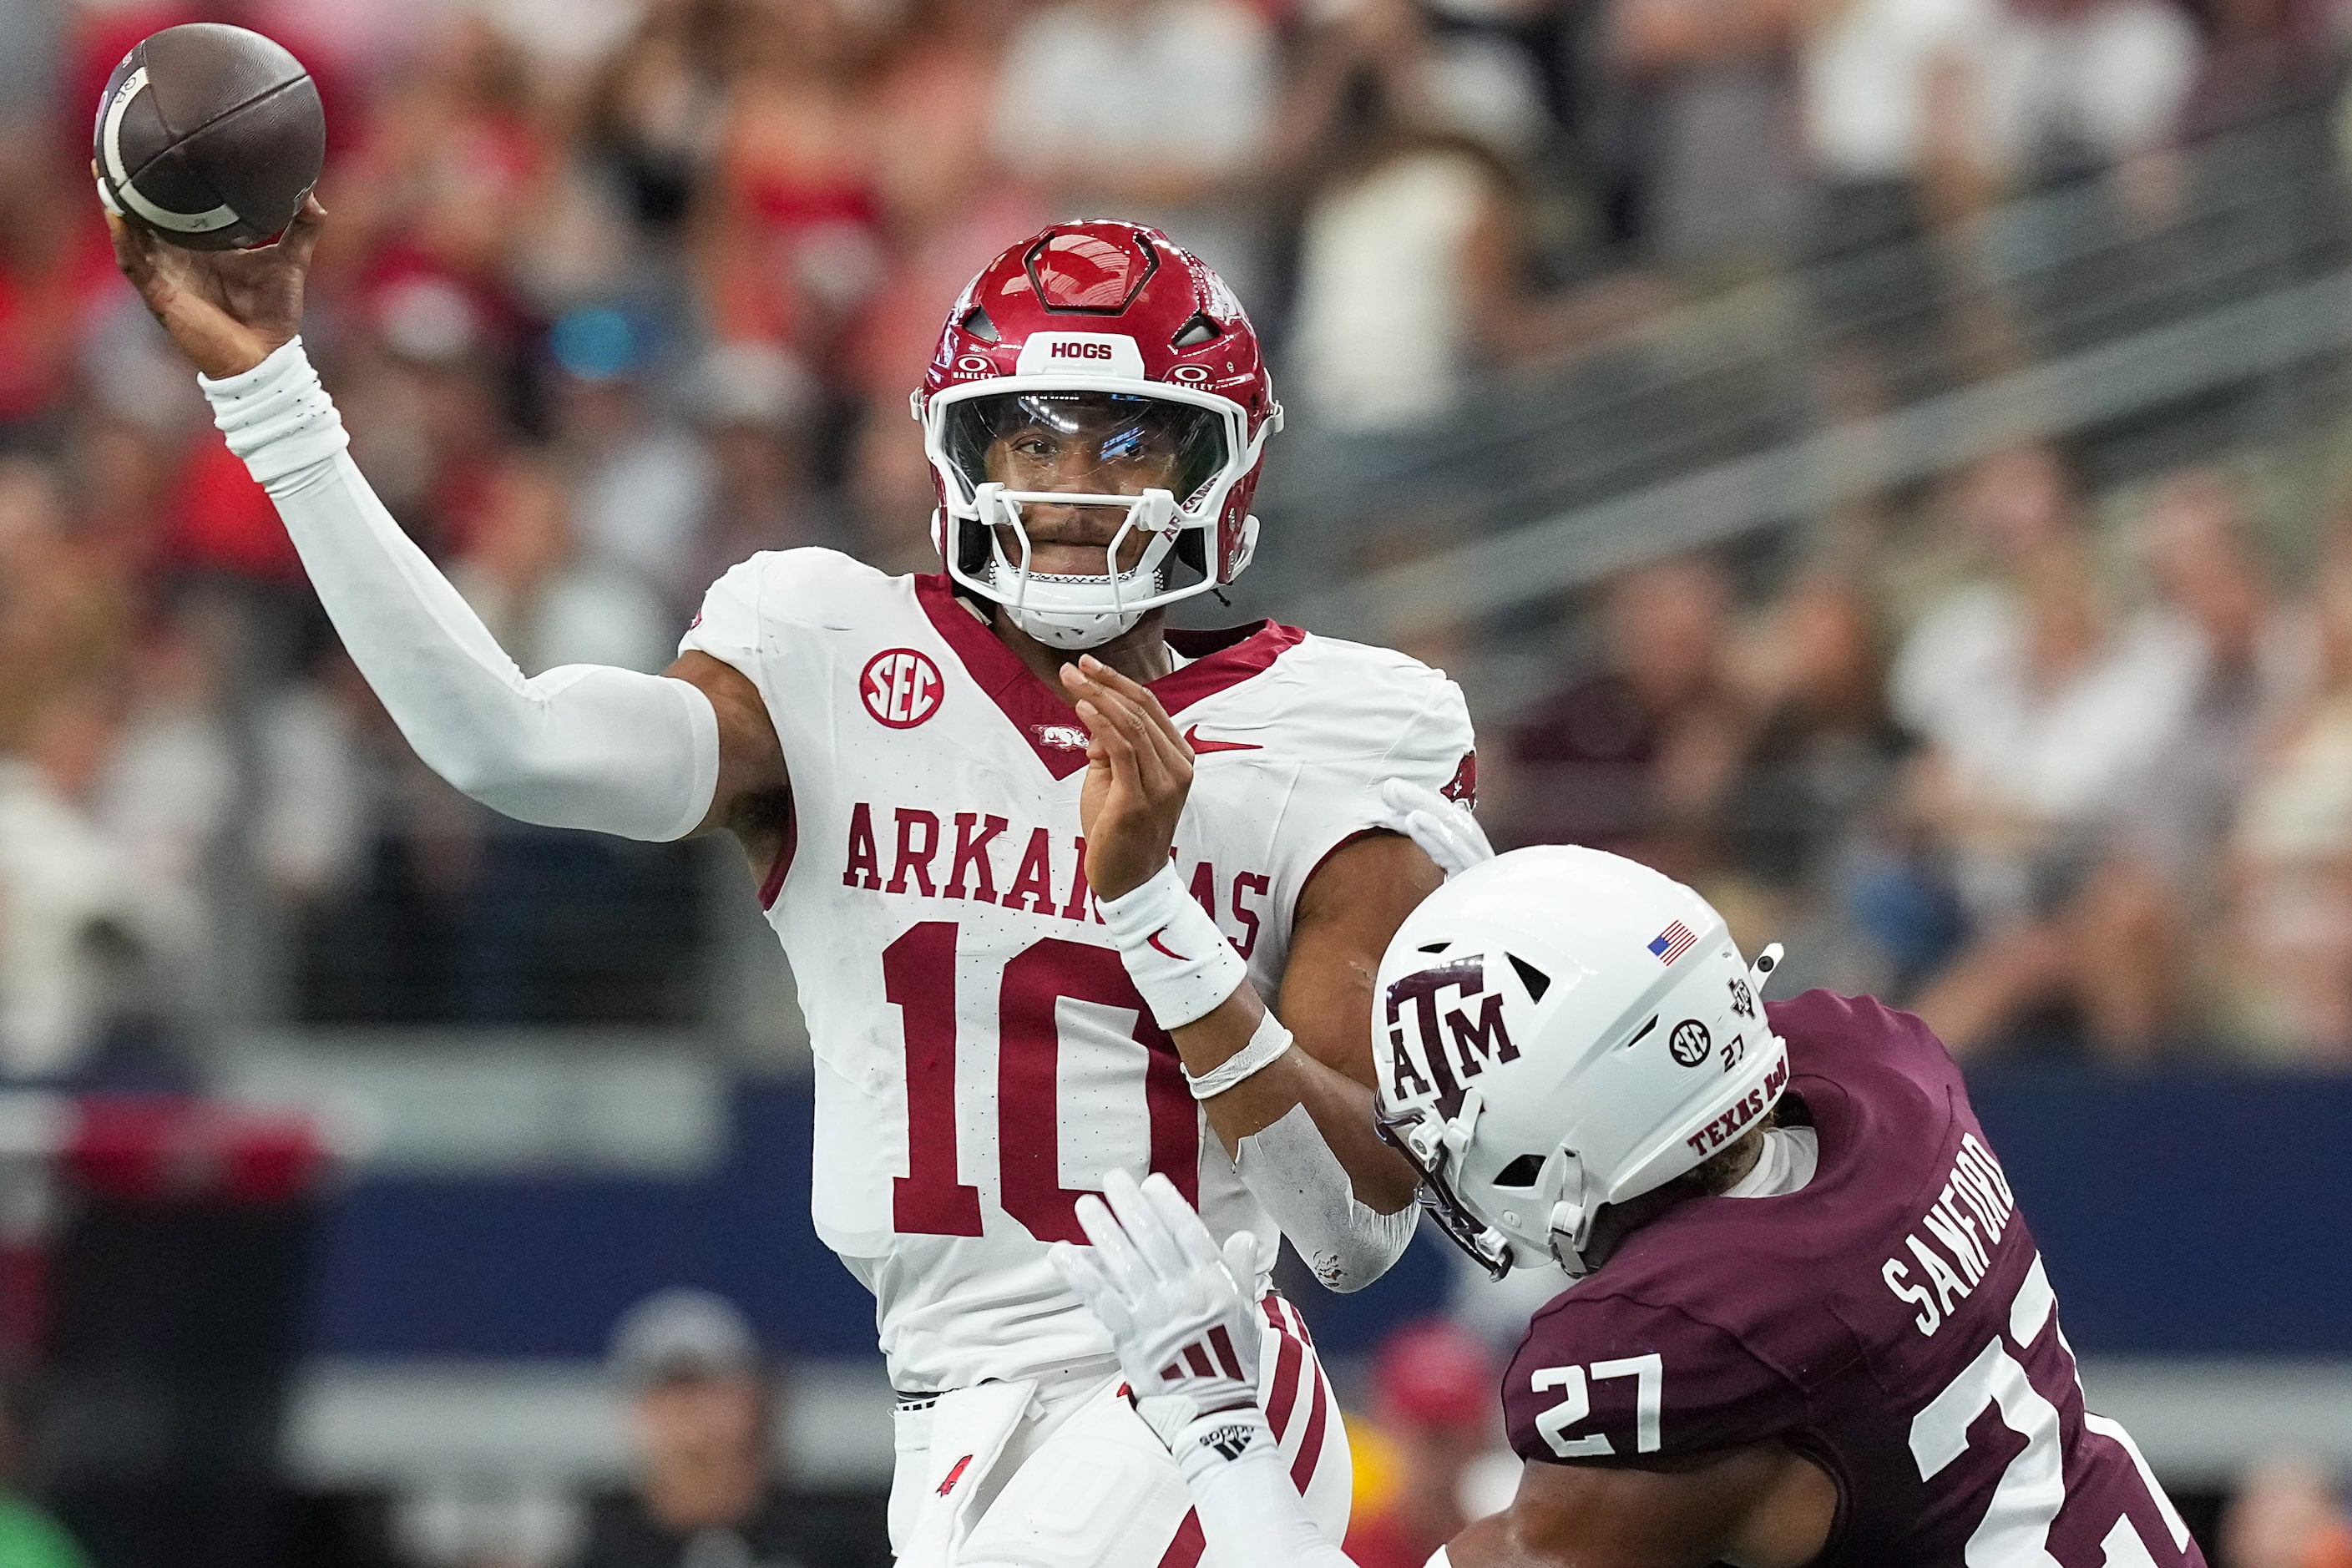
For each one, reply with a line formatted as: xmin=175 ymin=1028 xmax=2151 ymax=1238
xmin=913 ymin=221 xmax=1281 ymax=650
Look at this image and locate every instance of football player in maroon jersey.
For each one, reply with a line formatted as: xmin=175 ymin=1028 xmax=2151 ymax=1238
xmin=1057 ymin=832 xmax=2207 ymax=1568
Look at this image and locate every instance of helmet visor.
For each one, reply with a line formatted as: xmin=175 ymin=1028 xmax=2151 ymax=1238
xmin=940 ymin=390 xmax=1229 ymax=512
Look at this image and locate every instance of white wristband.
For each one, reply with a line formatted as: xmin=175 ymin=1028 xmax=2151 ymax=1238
xmin=1185 ymin=1009 xmax=1292 ymax=1100
xmin=198 ymin=336 xmax=351 ymax=487
xmin=1166 ymin=1405 xmax=1280 ymax=1485
xmin=1166 ymin=1406 xmax=1359 ymax=1568
xmin=1098 ymin=862 xmax=1249 ymax=1029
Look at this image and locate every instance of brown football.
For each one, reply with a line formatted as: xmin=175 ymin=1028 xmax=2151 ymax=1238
xmin=93 ymin=23 xmax=325 ymax=252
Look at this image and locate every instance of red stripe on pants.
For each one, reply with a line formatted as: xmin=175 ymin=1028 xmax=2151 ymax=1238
xmin=1156 ymin=1510 xmax=1206 ymax=1568
xmin=1289 ymin=1365 xmax=1331 ymax=1495
xmin=1263 ymin=1328 xmax=1305 ymax=1438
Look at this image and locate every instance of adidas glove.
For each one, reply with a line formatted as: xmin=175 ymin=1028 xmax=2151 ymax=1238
xmin=1051 ymin=1169 xmax=1263 ymax=1450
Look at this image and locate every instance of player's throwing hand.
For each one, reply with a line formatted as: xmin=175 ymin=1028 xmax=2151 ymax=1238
xmin=105 ymin=193 xmax=326 ymax=379
xmin=1050 ymin=1170 xmax=1262 ymax=1447
xmin=1060 ymin=655 xmax=1196 ymax=900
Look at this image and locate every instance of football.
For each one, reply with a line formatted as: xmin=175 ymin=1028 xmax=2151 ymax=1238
xmin=92 ymin=23 xmax=325 ymax=252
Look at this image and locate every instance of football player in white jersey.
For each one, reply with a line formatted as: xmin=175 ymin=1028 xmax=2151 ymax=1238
xmin=113 ymin=205 xmax=1478 ymax=1565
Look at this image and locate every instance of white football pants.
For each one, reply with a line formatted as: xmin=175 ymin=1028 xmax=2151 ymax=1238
xmin=888 ymin=1294 xmax=1350 ymax=1568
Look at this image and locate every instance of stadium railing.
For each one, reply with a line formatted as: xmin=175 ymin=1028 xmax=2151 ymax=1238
xmin=1237 ymin=101 xmax=2352 ymax=722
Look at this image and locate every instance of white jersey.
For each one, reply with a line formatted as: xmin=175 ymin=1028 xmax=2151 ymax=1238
xmin=682 ymin=549 xmax=1475 ymax=1393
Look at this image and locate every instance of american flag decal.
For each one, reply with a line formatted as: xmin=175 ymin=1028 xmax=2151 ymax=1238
xmin=1647 ymin=921 xmax=1697 ymax=964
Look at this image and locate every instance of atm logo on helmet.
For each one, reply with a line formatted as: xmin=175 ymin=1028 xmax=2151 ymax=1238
xmin=1385 ymin=956 xmax=1520 ymax=1118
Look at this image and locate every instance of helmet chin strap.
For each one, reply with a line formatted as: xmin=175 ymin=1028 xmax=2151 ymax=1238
xmin=1001 ymin=598 xmax=1146 ymax=650
xmin=1546 ymin=1151 xmax=1596 ymax=1277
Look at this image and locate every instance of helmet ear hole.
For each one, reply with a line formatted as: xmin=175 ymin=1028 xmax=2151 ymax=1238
xmin=1507 ymin=953 xmax=1551 ymax=1002
xmin=1495 ymin=1154 xmax=1547 ymax=1189
xmin=1174 ymin=529 xmax=1206 ymax=579
xmin=1171 ymin=312 xmax=1219 ymax=348
xmin=956 ymin=517 xmax=992 ymax=576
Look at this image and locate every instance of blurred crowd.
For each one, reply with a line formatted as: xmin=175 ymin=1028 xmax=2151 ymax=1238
xmin=0 ymin=0 xmax=2347 ymax=1075
xmin=1486 ymin=448 xmax=2352 ymax=1067
xmin=397 ymin=1288 xmax=892 ymax=1568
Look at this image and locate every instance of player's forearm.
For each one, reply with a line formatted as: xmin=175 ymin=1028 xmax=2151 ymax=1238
xmin=1181 ymin=998 xmax=1417 ymax=1208
xmin=200 ymin=341 xmax=719 ymax=842
xmin=1099 ymin=864 xmax=1421 ymax=1288
xmin=1169 ymin=989 xmax=1422 ymax=1290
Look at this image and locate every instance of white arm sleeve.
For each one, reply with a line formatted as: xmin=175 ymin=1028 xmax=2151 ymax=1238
xmin=1168 ymin=1409 xmax=1361 ymax=1568
xmin=200 ymin=340 xmax=721 ymax=842
xmin=1234 ymin=1104 xmax=1418 ymax=1293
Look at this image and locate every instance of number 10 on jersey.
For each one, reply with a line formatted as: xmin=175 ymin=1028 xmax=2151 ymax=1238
xmin=883 ymin=922 xmax=1201 ymax=1243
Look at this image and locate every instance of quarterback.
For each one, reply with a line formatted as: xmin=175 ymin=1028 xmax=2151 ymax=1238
xmin=1060 ymin=839 xmax=2207 ymax=1568
xmin=112 ymin=204 xmax=1473 ymax=1564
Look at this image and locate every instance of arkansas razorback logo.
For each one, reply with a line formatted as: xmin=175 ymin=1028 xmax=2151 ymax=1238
xmin=1440 ymin=751 xmax=1478 ymax=808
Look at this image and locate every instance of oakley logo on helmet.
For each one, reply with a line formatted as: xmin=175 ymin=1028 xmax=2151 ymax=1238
xmin=1668 ymin=1019 xmax=1711 ymax=1068
xmin=1384 ymin=956 xmax=1520 ymax=1117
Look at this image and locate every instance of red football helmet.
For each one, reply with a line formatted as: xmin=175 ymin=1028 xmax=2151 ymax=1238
xmin=914 ymin=221 xmax=1282 ymax=648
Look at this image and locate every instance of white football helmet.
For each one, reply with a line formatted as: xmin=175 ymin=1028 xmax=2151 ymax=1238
xmin=1373 ymin=845 xmax=1788 ymax=1278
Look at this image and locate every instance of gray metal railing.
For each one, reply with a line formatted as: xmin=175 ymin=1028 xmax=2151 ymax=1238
xmin=1236 ymin=104 xmax=2352 ymax=718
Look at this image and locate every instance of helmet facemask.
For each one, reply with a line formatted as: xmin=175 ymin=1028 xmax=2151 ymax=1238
xmin=1377 ymin=1095 xmax=1604 ymax=1281
xmin=926 ymin=383 xmax=1262 ymax=650
xmin=1375 ymin=1093 xmax=1518 ymax=1280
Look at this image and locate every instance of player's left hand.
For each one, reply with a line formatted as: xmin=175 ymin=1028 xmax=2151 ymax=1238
xmin=1060 ymin=655 xmax=1192 ymax=901
xmin=1050 ymin=1169 xmax=1262 ymax=1449
xmin=1375 ymin=777 xmax=1495 ymax=879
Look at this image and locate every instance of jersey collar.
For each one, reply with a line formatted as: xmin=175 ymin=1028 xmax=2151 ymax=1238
xmin=914 ymin=574 xmax=1305 ymax=779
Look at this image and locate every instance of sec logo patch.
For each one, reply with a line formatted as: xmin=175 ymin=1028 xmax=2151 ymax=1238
xmin=1668 ymin=1019 xmax=1711 ymax=1068
xmin=862 ymin=648 xmax=943 ymax=728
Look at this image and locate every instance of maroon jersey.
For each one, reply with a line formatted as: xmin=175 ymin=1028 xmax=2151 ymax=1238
xmin=1500 ymin=990 xmax=2204 ymax=1568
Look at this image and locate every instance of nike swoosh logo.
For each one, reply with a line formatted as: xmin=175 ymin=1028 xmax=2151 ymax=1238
xmin=1146 ymin=928 xmax=1189 ymax=961
xmin=1183 ymin=726 xmax=1262 ymax=755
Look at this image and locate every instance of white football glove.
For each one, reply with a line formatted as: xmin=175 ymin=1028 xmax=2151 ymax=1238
xmin=1375 ymin=777 xmax=1495 ymax=880
xmin=1050 ymin=1169 xmax=1263 ymax=1449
